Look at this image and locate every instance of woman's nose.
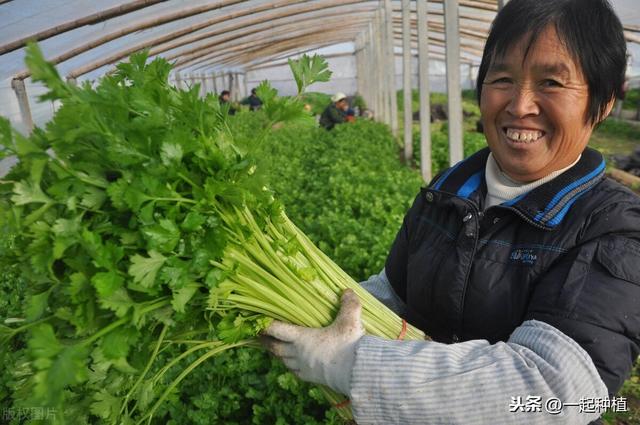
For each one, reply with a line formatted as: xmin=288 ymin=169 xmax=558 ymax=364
xmin=505 ymin=86 xmax=540 ymax=118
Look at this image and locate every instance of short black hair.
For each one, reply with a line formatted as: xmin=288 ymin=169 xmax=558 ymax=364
xmin=476 ymin=0 xmax=627 ymax=125
xmin=220 ymin=90 xmax=230 ymax=96
xmin=251 ymin=88 xmax=257 ymax=95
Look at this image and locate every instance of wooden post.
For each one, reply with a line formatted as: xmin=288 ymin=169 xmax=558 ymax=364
xmin=175 ymin=71 xmax=183 ymax=89
xmin=200 ymin=73 xmax=207 ymax=97
xmin=355 ymin=34 xmax=366 ymax=104
xmin=380 ymin=11 xmax=390 ymax=127
xmin=372 ymin=13 xmax=383 ymax=124
xmin=402 ymin=0 xmax=413 ymax=163
xmin=367 ymin=22 xmax=378 ymax=121
xmin=417 ymin=0 xmax=432 ymax=182
xmin=11 ymin=79 xmax=34 ymax=134
xmin=384 ymin=0 xmax=398 ymax=136
xmin=243 ymin=73 xmax=248 ymax=99
xmin=235 ymin=72 xmax=241 ymax=101
xmin=367 ymin=32 xmax=375 ymax=118
xmin=444 ymin=0 xmax=463 ymax=165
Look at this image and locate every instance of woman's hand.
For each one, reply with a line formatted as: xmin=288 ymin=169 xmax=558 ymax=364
xmin=261 ymin=289 xmax=365 ymax=395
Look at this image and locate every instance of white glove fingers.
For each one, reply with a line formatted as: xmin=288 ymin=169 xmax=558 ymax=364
xmin=260 ymin=335 xmax=296 ymax=358
xmin=263 ymin=320 xmax=303 ymax=342
xmin=334 ymin=288 xmax=363 ymax=334
xmin=281 ymin=358 xmax=300 ymax=374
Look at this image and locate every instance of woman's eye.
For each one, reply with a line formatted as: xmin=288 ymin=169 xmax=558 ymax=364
xmin=541 ymin=79 xmax=562 ymax=88
xmin=491 ymin=77 xmax=512 ymax=84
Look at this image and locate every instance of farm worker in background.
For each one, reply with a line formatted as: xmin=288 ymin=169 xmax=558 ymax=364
xmin=319 ymin=92 xmax=349 ymax=130
xmin=262 ymin=0 xmax=640 ymax=423
xmin=218 ymin=90 xmax=237 ymax=115
xmin=240 ymin=88 xmax=263 ymax=111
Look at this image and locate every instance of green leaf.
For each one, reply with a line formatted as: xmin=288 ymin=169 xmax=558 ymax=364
xmin=25 ymin=289 xmax=51 ymax=321
xmin=28 ymin=324 xmax=89 ymax=406
xmin=171 ymin=283 xmax=200 ymax=313
xmin=52 ymin=217 xmax=80 ymax=236
xmin=24 ymin=42 xmax=73 ymax=102
xmin=136 ymin=379 xmax=156 ymax=410
xmin=11 ymin=179 xmax=53 ymax=205
xmin=101 ymin=325 xmax=139 ymax=359
xmin=28 ymin=324 xmax=62 ymax=361
xmin=181 ymin=211 xmax=206 ymax=231
xmin=100 ymin=288 xmax=134 ymax=317
xmin=80 ymin=186 xmax=107 ymax=209
xmin=91 ymin=271 xmax=124 ymax=297
xmin=288 ymin=54 xmax=332 ymax=94
xmin=90 ymin=389 xmax=121 ymax=420
xmin=160 ymin=141 xmax=183 ymax=165
xmin=255 ymin=80 xmax=278 ymax=104
xmin=128 ymin=250 xmax=166 ymax=288
xmin=216 ymin=312 xmax=256 ymax=343
xmin=142 ymin=219 xmax=180 ymax=252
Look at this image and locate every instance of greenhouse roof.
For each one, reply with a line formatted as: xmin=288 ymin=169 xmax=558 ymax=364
xmin=1 ymin=0 xmax=638 ymax=84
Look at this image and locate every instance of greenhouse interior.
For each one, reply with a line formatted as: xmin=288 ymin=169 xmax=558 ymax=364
xmin=1 ymin=0 xmax=640 ymax=424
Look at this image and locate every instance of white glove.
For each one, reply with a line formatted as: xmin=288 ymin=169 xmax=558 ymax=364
xmin=261 ymin=289 xmax=365 ymax=395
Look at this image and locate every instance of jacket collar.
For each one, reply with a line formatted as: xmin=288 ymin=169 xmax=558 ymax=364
xmin=430 ymin=147 xmax=606 ymax=229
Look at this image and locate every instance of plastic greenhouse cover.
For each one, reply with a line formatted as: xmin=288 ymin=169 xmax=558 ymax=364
xmin=0 ymin=0 xmax=637 ymax=143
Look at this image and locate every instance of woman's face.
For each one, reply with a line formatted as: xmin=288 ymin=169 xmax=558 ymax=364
xmin=480 ymin=25 xmax=606 ymax=182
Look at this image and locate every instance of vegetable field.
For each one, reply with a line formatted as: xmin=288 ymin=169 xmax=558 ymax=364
xmin=0 ymin=47 xmax=427 ymax=424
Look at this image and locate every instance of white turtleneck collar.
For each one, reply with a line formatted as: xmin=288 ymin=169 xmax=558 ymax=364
xmin=484 ymin=153 xmax=581 ymax=209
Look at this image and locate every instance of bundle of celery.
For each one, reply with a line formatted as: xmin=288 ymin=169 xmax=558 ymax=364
xmin=0 ymin=45 xmax=424 ymax=424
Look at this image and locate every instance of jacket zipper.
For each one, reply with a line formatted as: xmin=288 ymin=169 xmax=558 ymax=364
xmin=457 ymin=198 xmax=481 ymax=341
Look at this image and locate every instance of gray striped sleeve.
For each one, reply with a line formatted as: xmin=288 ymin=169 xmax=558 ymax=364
xmin=349 ymin=320 xmax=608 ymax=425
xmin=359 ymin=269 xmax=407 ymax=316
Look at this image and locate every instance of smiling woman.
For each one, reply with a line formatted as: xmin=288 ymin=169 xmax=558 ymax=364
xmin=480 ymin=27 xmax=595 ymax=182
xmin=477 ymin=2 xmax=625 ymax=183
xmin=261 ymin=1 xmax=640 ymax=424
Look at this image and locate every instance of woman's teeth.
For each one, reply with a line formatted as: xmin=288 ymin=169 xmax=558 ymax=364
xmin=505 ymin=128 xmax=543 ymax=143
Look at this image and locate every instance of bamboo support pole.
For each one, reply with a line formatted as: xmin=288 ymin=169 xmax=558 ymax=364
xmin=355 ymin=34 xmax=364 ymax=103
xmin=385 ymin=0 xmax=399 ymax=136
xmin=610 ymin=168 xmax=640 ymax=188
xmin=12 ymin=0 xmax=249 ymax=80
xmin=367 ymin=30 xmax=375 ymax=116
xmin=188 ymin=33 xmax=363 ymax=75
xmin=10 ymin=79 xmax=34 ymax=134
xmin=61 ymin=1 xmax=371 ymax=80
xmin=200 ymin=73 xmax=207 ymax=97
xmin=374 ymin=13 xmax=386 ymax=125
xmin=167 ymin=10 xmax=371 ymax=71
xmin=151 ymin=1 xmax=369 ymax=59
xmin=417 ymin=0 xmax=432 ymax=182
xmin=392 ymin=3 xmax=496 ymax=24
xmin=174 ymin=20 xmax=366 ymax=72
xmin=367 ymin=22 xmax=379 ymax=121
xmin=227 ymin=33 xmax=361 ymax=72
xmin=444 ymin=0 xmax=464 ymax=165
xmin=0 ymin=0 xmax=165 ymax=56
xmin=246 ymin=45 xmax=358 ymax=70
xmin=402 ymin=0 xmax=413 ymax=163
